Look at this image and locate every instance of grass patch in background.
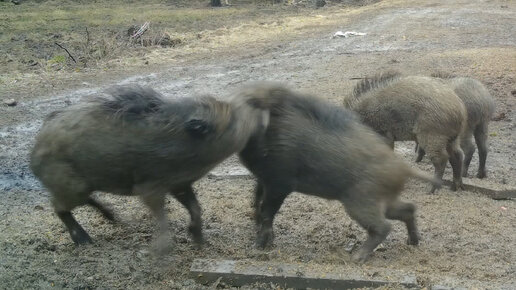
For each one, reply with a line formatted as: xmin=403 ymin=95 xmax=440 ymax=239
xmin=0 ymin=0 xmax=315 ymax=75
xmin=0 ymin=0 xmax=380 ymax=97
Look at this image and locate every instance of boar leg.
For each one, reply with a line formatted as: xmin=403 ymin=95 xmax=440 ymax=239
xmin=48 ymin=171 xmax=93 ymax=245
xmin=56 ymin=211 xmax=93 ymax=245
xmin=447 ymin=139 xmax=464 ymax=191
xmin=342 ymin=194 xmax=391 ymax=263
xmin=460 ymin=133 xmax=475 ymax=177
xmin=385 ymin=200 xmax=419 ymax=245
xmin=474 ymin=123 xmax=489 ymax=178
xmin=87 ymin=198 xmax=115 ymax=221
xmin=140 ymin=193 xmax=169 ymax=251
xmin=171 ymin=185 xmax=203 ymax=245
xmin=420 ymin=136 xmax=448 ymax=193
xmin=415 ymin=142 xmax=425 ymax=163
xmin=252 ymin=182 xmax=264 ymax=225
xmin=384 ymin=132 xmax=394 ymax=149
xmin=256 ymin=183 xmax=291 ymax=249
xmin=429 ymin=155 xmax=447 ymax=193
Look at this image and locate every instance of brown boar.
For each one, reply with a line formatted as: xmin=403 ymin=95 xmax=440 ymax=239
xmin=415 ymin=73 xmax=496 ymax=179
xmin=344 ymin=72 xmax=467 ymax=193
xmin=233 ymin=83 xmax=440 ymax=262
xmin=30 ymin=85 xmax=268 ymax=248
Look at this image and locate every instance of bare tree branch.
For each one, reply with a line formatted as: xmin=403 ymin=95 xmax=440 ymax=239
xmin=54 ymin=42 xmax=77 ymax=63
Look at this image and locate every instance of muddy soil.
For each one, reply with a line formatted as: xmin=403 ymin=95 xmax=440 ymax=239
xmin=1 ymin=0 xmax=515 ymax=289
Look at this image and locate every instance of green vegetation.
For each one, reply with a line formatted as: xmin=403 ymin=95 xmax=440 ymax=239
xmin=1 ymin=0 xmax=375 ymax=95
xmin=0 ymin=0 xmax=307 ymax=75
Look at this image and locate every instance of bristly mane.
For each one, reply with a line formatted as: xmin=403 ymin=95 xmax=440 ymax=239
xmin=344 ymin=71 xmax=401 ymax=108
xmin=99 ymin=85 xmax=165 ymax=118
xmin=352 ymin=71 xmax=402 ymax=98
xmin=430 ymin=71 xmax=456 ymax=79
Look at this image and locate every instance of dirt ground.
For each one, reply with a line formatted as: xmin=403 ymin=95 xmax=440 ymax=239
xmin=1 ymin=0 xmax=515 ymax=289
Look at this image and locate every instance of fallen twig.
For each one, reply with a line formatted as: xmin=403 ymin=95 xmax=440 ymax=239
xmin=131 ymin=22 xmax=150 ymax=39
xmin=85 ymin=27 xmax=90 ymax=48
xmin=54 ymin=42 xmax=77 ymax=63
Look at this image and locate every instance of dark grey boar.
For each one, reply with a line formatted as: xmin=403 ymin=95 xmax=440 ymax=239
xmin=30 ymin=85 xmax=268 ymax=248
xmin=344 ymin=72 xmax=467 ymax=193
xmin=415 ymin=73 xmax=496 ymax=179
xmin=233 ymin=83 xmax=440 ymax=262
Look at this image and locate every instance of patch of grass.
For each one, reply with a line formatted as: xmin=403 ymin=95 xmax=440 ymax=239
xmin=0 ymin=0 xmax=381 ymax=94
xmin=47 ymin=55 xmax=66 ymax=64
xmin=0 ymin=0 xmax=313 ymax=75
xmin=2 ymin=5 xmax=258 ymax=35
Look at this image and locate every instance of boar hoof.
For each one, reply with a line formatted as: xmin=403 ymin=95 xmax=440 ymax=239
xmin=189 ymin=225 xmax=204 ymax=246
xmin=152 ymin=235 xmax=173 ymax=255
xmin=476 ymin=171 xmax=487 ymax=179
xmin=192 ymin=242 xmax=203 ymax=250
xmin=407 ymin=236 xmax=419 ymax=246
xmin=254 ymin=212 xmax=262 ymax=225
xmin=428 ymin=185 xmax=439 ymax=194
xmin=71 ymin=231 xmax=93 ymax=245
xmin=351 ymin=250 xmax=370 ymax=263
xmin=256 ymin=228 xmax=274 ymax=249
xmin=450 ymin=181 xmax=464 ymax=191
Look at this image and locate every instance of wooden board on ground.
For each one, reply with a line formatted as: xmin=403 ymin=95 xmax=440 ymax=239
xmin=190 ymin=259 xmax=418 ymax=289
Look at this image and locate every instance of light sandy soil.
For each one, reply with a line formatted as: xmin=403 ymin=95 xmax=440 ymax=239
xmin=0 ymin=0 xmax=515 ymax=289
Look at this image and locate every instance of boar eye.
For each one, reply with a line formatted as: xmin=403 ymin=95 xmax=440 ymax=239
xmin=185 ymin=119 xmax=212 ymax=138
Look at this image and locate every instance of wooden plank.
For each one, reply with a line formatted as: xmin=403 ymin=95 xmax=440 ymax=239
xmin=190 ymin=259 xmax=418 ymax=289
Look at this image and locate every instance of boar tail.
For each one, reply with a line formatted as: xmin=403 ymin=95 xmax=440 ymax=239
xmin=409 ymin=167 xmax=442 ymax=189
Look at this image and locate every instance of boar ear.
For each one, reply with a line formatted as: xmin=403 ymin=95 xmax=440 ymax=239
xmin=185 ymin=119 xmax=213 ymax=138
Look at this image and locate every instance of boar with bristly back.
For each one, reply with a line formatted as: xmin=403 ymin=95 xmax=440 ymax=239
xmin=30 ymin=85 xmax=269 ymax=248
xmin=232 ymin=83 xmax=440 ymax=262
xmin=344 ymin=72 xmax=467 ymax=193
xmin=415 ymin=72 xmax=496 ymax=179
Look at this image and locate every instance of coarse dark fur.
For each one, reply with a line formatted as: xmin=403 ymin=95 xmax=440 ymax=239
xmin=30 ymin=85 xmax=269 ymax=249
xmin=415 ymin=73 xmax=496 ymax=179
xmin=233 ymin=83 xmax=440 ymax=262
xmin=344 ymin=72 xmax=467 ymax=193
xmin=345 ymin=70 xmax=402 ymax=107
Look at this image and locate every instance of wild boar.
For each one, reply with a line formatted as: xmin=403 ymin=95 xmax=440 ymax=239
xmin=415 ymin=73 xmax=496 ymax=179
xmin=344 ymin=72 xmax=467 ymax=192
xmin=232 ymin=83 xmax=440 ymax=262
xmin=30 ymin=85 xmax=268 ymax=248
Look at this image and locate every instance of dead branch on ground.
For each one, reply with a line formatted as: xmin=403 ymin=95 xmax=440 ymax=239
xmin=54 ymin=42 xmax=77 ymax=63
